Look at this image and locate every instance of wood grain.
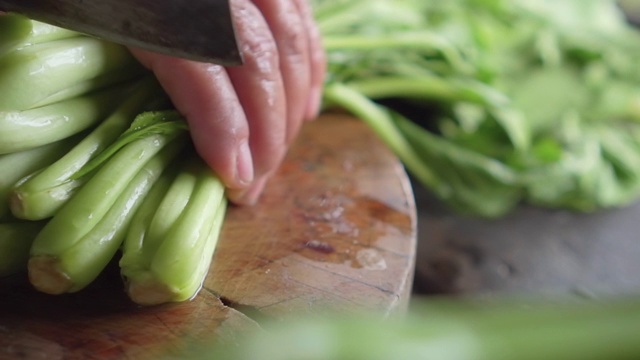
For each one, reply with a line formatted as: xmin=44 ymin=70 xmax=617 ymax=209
xmin=0 ymin=113 xmax=417 ymax=359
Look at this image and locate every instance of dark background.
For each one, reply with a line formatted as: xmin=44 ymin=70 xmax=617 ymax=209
xmin=411 ymin=179 xmax=640 ymax=298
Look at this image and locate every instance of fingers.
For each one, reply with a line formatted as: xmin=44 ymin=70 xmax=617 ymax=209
xmin=226 ymin=0 xmax=287 ymax=177
xmin=224 ymin=0 xmax=288 ymax=204
xmin=251 ymin=0 xmax=327 ymax=141
xmin=250 ymin=0 xmax=310 ymax=144
xmin=129 ymin=0 xmax=326 ymax=206
xmin=292 ymin=0 xmax=327 ymax=121
xmin=129 ymin=50 xmax=255 ymax=193
xmin=226 ymin=0 xmax=328 ymax=205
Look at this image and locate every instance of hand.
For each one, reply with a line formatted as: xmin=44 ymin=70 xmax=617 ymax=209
xmin=129 ymin=0 xmax=326 ymax=205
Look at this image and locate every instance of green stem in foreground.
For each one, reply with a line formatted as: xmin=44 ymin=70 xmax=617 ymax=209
xmin=120 ymin=156 xmax=227 ymax=305
xmin=28 ymin=122 xmax=185 ymax=256
xmin=345 ymin=76 xmax=509 ymax=108
xmin=0 ymin=14 xmax=79 ymax=57
xmin=28 ymin=133 xmax=186 ymax=294
xmin=200 ymin=297 xmax=640 ymax=360
xmin=0 ymin=136 xmax=80 ymax=219
xmin=0 ymin=221 xmax=46 ymax=277
xmin=0 ymin=85 xmax=127 ymax=154
xmin=10 ymin=77 xmax=166 ymax=220
xmin=322 ymin=82 xmax=448 ymax=197
xmin=0 ymin=35 xmax=143 ymax=111
xmin=140 ymin=161 xmax=198 ymax=256
xmin=0 ymin=14 xmax=33 ymax=56
xmin=323 ymin=32 xmax=472 ymax=73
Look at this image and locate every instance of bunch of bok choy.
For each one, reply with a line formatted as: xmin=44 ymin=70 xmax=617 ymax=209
xmin=0 ymin=14 xmax=227 ymax=305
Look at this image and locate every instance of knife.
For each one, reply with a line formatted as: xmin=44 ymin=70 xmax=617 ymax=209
xmin=0 ymin=0 xmax=243 ymax=66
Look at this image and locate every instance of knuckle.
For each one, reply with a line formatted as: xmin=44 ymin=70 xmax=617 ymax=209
xmin=232 ymin=0 xmax=279 ymax=73
xmin=279 ymin=17 xmax=307 ymax=60
xmin=241 ymin=36 xmax=279 ymax=73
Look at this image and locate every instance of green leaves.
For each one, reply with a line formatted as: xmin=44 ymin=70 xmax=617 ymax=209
xmin=316 ymin=0 xmax=640 ymax=216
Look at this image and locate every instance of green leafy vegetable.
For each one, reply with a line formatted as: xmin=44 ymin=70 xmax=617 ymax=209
xmin=0 ymin=221 xmax=46 ymax=277
xmin=185 ymin=296 xmax=640 ymax=360
xmin=28 ymin=120 xmax=187 ymax=294
xmin=9 ymin=77 xmax=167 ymax=220
xmin=0 ymin=16 xmax=225 ymax=303
xmin=120 ymin=155 xmax=227 ymax=305
xmin=0 ymin=35 xmax=143 ymax=111
xmin=0 ymin=136 xmax=80 ymax=219
xmin=0 ymin=86 xmax=126 ymax=154
xmin=316 ymin=0 xmax=640 ymax=216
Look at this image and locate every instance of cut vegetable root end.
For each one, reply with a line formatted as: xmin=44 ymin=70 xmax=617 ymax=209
xmin=124 ymin=274 xmax=179 ymax=306
xmin=28 ymin=255 xmax=74 ymax=295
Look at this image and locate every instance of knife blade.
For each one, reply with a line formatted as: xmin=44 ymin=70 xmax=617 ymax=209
xmin=0 ymin=0 xmax=243 ymax=66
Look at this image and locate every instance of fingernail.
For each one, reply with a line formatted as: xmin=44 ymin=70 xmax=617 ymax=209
xmin=239 ymin=181 xmax=265 ymax=205
xmin=235 ymin=140 xmax=254 ymax=186
xmin=227 ymin=177 xmax=267 ymax=206
xmin=304 ymin=86 xmax=322 ymax=121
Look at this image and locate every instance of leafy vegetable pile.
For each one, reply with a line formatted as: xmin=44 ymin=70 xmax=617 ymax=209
xmin=0 ymin=15 xmax=227 ymax=305
xmin=315 ymin=0 xmax=640 ymax=217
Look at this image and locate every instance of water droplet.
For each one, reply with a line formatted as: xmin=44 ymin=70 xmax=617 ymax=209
xmin=355 ymin=249 xmax=387 ymax=270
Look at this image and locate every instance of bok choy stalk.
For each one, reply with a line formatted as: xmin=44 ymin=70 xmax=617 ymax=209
xmin=28 ymin=112 xmax=188 ymax=294
xmin=314 ymin=0 xmax=640 ymax=217
xmin=0 ymin=85 xmax=127 ymax=154
xmin=0 ymin=13 xmax=78 ymax=57
xmin=10 ymin=77 xmax=167 ymax=220
xmin=0 ymin=221 xmax=46 ymax=277
xmin=1 ymin=16 xmax=230 ymax=303
xmin=0 ymin=15 xmax=231 ymax=302
xmin=120 ymin=155 xmax=227 ymax=305
xmin=0 ymin=13 xmax=148 ymax=156
xmin=0 ymin=28 xmax=143 ymax=111
xmin=0 ymin=136 xmax=80 ymax=219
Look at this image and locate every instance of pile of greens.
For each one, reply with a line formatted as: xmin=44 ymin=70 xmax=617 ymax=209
xmin=0 ymin=15 xmax=228 ymax=305
xmin=314 ymin=0 xmax=640 ymax=217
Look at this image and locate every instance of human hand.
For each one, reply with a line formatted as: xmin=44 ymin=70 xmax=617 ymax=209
xmin=129 ymin=0 xmax=326 ymax=205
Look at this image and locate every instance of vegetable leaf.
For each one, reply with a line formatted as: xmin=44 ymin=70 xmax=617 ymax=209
xmin=316 ymin=0 xmax=640 ymax=216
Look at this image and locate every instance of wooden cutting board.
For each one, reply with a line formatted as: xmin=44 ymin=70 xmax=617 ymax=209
xmin=0 ymin=113 xmax=417 ymax=360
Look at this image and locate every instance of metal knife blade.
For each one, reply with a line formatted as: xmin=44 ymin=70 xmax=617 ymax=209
xmin=0 ymin=0 xmax=243 ymax=65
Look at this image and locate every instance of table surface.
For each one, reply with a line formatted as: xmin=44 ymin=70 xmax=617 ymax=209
xmin=0 ymin=113 xmax=417 ymax=360
xmin=413 ymin=182 xmax=640 ymax=298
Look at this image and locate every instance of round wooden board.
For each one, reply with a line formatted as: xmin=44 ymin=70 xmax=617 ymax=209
xmin=0 ymin=113 xmax=417 ymax=360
